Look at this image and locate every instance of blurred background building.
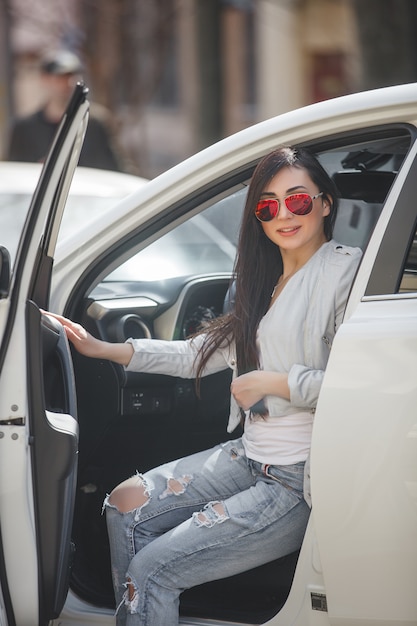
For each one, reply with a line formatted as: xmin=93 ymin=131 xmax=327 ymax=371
xmin=0 ymin=0 xmax=417 ymax=178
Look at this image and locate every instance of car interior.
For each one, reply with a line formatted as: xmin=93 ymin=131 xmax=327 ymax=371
xmin=54 ymin=125 xmax=415 ymax=623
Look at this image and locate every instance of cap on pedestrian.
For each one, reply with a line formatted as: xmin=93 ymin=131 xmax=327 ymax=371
xmin=41 ymin=50 xmax=83 ymax=76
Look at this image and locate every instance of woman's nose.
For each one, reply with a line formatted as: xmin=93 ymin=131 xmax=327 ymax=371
xmin=275 ymin=200 xmax=292 ymax=219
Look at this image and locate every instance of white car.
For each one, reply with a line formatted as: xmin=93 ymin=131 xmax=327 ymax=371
xmin=0 ymin=82 xmax=416 ymax=626
xmin=0 ymin=162 xmax=147 ymax=264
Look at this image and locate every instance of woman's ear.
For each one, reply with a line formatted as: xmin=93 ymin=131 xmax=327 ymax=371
xmin=322 ymin=196 xmax=331 ymax=217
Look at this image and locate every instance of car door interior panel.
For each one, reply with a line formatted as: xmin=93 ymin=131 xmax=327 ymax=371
xmin=28 ymin=304 xmax=79 ymax=620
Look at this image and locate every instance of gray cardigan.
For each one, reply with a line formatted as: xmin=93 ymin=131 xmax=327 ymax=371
xmin=126 ymin=240 xmax=362 ymax=434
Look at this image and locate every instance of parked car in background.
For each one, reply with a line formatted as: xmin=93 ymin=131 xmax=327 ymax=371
xmin=0 ymin=162 xmax=147 ymax=265
xmin=0 ymin=82 xmax=416 ymax=626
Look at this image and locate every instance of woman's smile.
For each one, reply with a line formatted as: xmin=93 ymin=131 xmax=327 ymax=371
xmin=276 ymin=225 xmax=301 ymax=236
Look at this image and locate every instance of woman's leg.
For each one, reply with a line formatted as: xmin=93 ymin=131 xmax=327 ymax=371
xmin=121 ymin=459 xmax=310 ymax=626
xmin=104 ymin=438 xmax=255 ymax=625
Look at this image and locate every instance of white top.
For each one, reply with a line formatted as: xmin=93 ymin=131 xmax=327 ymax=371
xmin=242 ymin=411 xmax=314 ymax=465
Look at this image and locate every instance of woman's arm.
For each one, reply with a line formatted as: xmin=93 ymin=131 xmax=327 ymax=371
xmin=44 ymin=313 xmax=230 ymax=378
xmin=43 ymin=312 xmax=134 ymax=366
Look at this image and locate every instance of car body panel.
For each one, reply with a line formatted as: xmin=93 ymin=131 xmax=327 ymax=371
xmin=313 ymin=296 xmax=417 ymax=625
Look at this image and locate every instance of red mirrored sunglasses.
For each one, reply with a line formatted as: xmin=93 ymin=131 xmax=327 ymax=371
xmin=255 ymin=192 xmax=323 ymax=222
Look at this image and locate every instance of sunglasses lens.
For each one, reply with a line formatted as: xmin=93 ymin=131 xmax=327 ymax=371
xmin=255 ymin=199 xmax=278 ymax=221
xmin=285 ymin=194 xmax=313 ymax=215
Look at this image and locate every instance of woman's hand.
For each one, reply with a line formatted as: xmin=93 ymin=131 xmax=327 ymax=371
xmin=42 ymin=311 xmax=134 ymax=365
xmin=230 ymin=370 xmax=290 ymax=411
xmin=230 ymin=371 xmax=265 ymax=411
xmin=43 ymin=312 xmax=100 ymax=357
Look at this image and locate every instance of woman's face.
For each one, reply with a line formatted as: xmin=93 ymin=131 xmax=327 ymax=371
xmin=259 ymin=165 xmax=330 ymax=255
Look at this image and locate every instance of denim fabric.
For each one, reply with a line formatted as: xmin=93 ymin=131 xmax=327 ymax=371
xmin=105 ymin=438 xmax=310 ymax=626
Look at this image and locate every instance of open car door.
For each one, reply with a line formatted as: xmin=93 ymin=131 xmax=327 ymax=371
xmin=0 ymin=84 xmax=89 ymax=626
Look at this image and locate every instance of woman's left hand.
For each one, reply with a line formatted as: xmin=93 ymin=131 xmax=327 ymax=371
xmin=230 ymin=370 xmax=290 ymax=410
xmin=230 ymin=371 xmax=267 ymax=411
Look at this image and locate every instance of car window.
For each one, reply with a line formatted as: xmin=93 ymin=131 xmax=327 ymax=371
xmin=316 ymin=130 xmax=412 ymax=250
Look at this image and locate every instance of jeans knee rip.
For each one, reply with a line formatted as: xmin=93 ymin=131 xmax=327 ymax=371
xmin=115 ymin=577 xmax=139 ymax=616
xmin=102 ymin=472 xmax=152 ymax=522
xmin=159 ymin=474 xmax=193 ymax=500
xmin=193 ymin=501 xmax=229 ymax=528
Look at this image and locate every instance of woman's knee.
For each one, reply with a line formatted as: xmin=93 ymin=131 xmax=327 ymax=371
xmin=108 ymin=474 xmax=151 ymax=513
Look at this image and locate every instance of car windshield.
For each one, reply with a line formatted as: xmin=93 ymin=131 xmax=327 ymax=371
xmin=102 ymin=187 xmax=247 ymax=282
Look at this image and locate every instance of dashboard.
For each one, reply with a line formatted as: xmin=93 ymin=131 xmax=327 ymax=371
xmin=86 ymin=273 xmax=233 ymax=344
xmin=74 ymin=274 xmax=234 ymax=421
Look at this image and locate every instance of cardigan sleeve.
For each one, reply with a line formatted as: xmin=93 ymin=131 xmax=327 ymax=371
xmin=333 ymin=245 xmax=362 ymax=332
xmin=125 ymin=334 xmax=232 ymax=378
xmin=287 ymin=245 xmax=362 ymax=409
xmin=287 ymin=364 xmax=324 ymax=408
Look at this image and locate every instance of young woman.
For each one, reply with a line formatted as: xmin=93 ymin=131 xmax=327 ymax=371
xmin=50 ymin=146 xmax=362 ymax=626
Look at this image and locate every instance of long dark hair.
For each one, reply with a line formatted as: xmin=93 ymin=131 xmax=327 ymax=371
xmin=195 ymin=146 xmax=339 ymax=382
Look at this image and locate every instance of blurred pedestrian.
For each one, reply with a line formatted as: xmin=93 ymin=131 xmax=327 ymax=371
xmin=7 ymin=50 xmax=122 ymax=171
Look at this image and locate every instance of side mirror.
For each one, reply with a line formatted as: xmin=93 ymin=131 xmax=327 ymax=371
xmin=0 ymin=246 xmax=11 ymax=298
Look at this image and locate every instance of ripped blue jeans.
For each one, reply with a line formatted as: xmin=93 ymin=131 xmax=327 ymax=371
xmin=104 ymin=438 xmax=310 ymax=626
